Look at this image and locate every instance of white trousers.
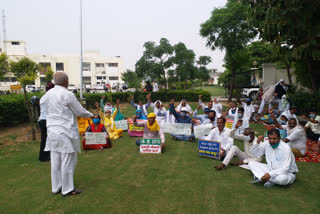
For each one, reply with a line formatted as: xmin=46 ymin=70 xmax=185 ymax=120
xmin=222 ymin=145 xmax=257 ymax=166
xmin=258 ymin=99 xmax=273 ymax=114
xmin=51 ymin=151 xmax=77 ymax=195
xmin=248 ymin=161 xmax=296 ymax=185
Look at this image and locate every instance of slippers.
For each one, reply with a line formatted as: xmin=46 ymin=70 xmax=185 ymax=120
xmin=63 ymin=188 xmax=82 ymax=196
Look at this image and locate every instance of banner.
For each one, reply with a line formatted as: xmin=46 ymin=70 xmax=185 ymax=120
xmin=161 ymin=122 xmax=192 ymax=135
xmin=10 ymin=85 xmax=21 ymax=90
xmin=198 ymin=139 xmax=221 ymax=160
xmin=85 ymin=132 xmax=107 ymax=145
xmin=194 ymin=124 xmax=213 ymax=138
xmin=127 ymin=119 xmax=144 ymax=131
xmin=115 ymin=120 xmax=128 ymax=130
xmin=225 ymin=118 xmax=234 ymax=129
xmin=140 ymin=138 xmax=161 ymax=154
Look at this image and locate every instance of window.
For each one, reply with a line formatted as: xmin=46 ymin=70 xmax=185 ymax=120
xmin=56 ymin=63 xmax=64 ymax=71
xmin=109 ymin=76 xmax=119 ymax=80
xmin=95 ymin=63 xmax=104 ymax=68
xmin=96 ymin=82 xmax=100 ymax=85
xmin=82 ymin=77 xmax=91 ymax=84
xmin=103 ymin=76 xmax=106 ymax=80
xmin=40 ymin=77 xmax=46 ymax=84
xmin=39 ymin=62 xmax=51 ymax=68
xmin=83 ymin=62 xmax=90 ymax=71
xmin=97 ymin=76 xmax=102 ymax=80
xmin=11 ymin=41 xmax=20 ymax=45
xmin=108 ymin=63 xmax=118 ymax=67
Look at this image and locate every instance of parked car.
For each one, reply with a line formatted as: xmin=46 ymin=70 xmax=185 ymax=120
xmin=241 ymin=86 xmax=260 ymax=100
xmin=68 ymin=84 xmax=78 ymax=93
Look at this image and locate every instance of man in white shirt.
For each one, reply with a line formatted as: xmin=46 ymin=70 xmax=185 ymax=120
xmin=204 ymin=117 xmax=234 ymax=158
xmin=215 ymin=121 xmax=262 ymax=170
xmin=271 ymin=114 xmax=306 ymax=157
xmin=153 ymin=80 xmax=159 ymax=92
xmin=232 ymin=107 xmax=249 ymax=135
xmin=241 ymin=98 xmax=255 ymax=121
xmin=199 ymin=95 xmax=222 ymax=118
xmin=249 ymin=129 xmax=298 ymax=188
xmin=42 ymin=72 xmax=93 ymax=196
xmin=302 ymin=111 xmax=320 ymax=141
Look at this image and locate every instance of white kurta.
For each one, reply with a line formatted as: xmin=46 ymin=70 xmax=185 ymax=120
xmin=280 ymin=110 xmax=298 ymax=124
xmin=204 ymin=127 xmax=234 ymax=152
xmin=41 ymin=85 xmax=93 ymax=194
xmin=282 ymin=125 xmax=307 ymax=155
xmin=249 ymin=141 xmax=298 ymax=186
xmin=242 ymin=102 xmax=255 ymax=119
xmin=222 ymin=128 xmax=262 ymax=166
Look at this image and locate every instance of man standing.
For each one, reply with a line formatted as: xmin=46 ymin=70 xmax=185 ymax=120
xmin=42 ymin=72 xmax=93 ymax=196
xmin=249 ymin=129 xmax=298 ymax=188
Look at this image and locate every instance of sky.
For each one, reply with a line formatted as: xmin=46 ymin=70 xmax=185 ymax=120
xmin=1 ymin=0 xmax=227 ymax=72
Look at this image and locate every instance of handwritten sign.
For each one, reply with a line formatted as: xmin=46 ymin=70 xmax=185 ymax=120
xmin=194 ymin=124 xmax=213 ymax=138
xmin=85 ymin=132 xmax=107 ymax=145
xmin=140 ymin=138 xmax=161 ymax=154
xmin=264 ymin=130 xmax=287 ymax=141
xmin=198 ymin=139 xmax=221 ymax=160
xmin=115 ymin=120 xmax=128 ymax=130
xmin=127 ymin=119 xmax=144 ymax=131
xmin=161 ymin=122 xmax=192 ymax=135
xmin=225 ymin=118 xmax=234 ymax=129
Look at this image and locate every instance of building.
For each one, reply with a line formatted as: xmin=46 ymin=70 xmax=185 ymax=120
xmin=0 ymin=40 xmax=125 ymax=89
xmin=208 ymin=69 xmax=221 ymax=85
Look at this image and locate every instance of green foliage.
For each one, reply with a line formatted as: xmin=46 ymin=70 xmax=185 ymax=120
xmin=0 ymin=92 xmax=44 ymax=126
xmin=0 ymin=53 xmax=9 ymax=80
xmin=288 ymin=87 xmax=320 ymax=115
xmin=121 ymin=70 xmax=141 ymax=89
xmin=10 ymin=57 xmax=38 ymax=87
xmin=44 ymin=66 xmax=54 ymax=83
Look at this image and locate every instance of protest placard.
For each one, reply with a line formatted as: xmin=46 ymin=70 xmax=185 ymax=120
xmin=85 ymin=132 xmax=107 ymax=145
xmin=140 ymin=138 xmax=161 ymax=154
xmin=225 ymin=118 xmax=234 ymax=129
xmin=127 ymin=119 xmax=144 ymax=131
xmin=115 ymin=120 xmax=128 ymax=130
xmin=194 ymin=124 xmax=213 ymax=138
xmin=198 ymin=139 xmax=221 ymax=160
xmin=161 ymin=123 xmax=191 ymax=135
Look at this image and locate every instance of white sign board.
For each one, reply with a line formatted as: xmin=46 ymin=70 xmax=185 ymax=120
xmin=85 ymin=132 xmax=107 ymax=145
xmin=161 ymin=123 xmax=192 ymax=135
xmin=140 ymin=138 xmax=161 ymax=154
xmin=194 ymin=124 xmax=213 ymax=138
xmin=115 ymin=120 xmax=128 ymax=130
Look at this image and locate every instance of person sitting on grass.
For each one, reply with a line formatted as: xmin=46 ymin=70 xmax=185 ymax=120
xmin=175 ymin=98 xmax=193 ymax=115
xmin=128 ymin=109 xmax=146 ymax=137
xmin=225 ymin=102 xmax=238 ymax=119
xmin=232 ymin=107 xmax=249 ymax=135
xmin=147 ymin=94 xmax=166 ymax=124
xmin=249 ymin=129 xmax=298 ymax=188
xmin=193 ymin=105 xmax=211 ymax=124
xmin=204 ymin=117 xmax=234 ymax=161
xmin=134 ymin=113 xmax=165 ymax=151
xmin=302 ymin=110 xmax=320 ymax=141
xmin=169 ymin=99 xmax=195 ymax=141
xmin=130 ymin=94 xmax=150 ymax=118
xmin=270 ymin=114 xmax=306 ymax=158
xmin=215 ymin=120 xmax=262 ymax=170
xmin=96 ymin=101 xmax=123 ymax=140
xmin=82 ymin=115 xmax=111 ymax=150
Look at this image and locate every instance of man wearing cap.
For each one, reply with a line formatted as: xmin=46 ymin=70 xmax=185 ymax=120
xmin=199 ymin=95 xmax=222 ymax=118
xmin=193 ymin=105 xmax=211 ymax=124
xmin=239 ymin=98 xmax=255 ymax=121
xmin=134 ymin=113 xmax=165 ymax=151
xmin=275 ymin=79 xmax=288 ymax=100
xmin=169 ymin=99 xmax=194 ymax=141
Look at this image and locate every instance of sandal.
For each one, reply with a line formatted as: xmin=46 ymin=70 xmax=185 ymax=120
xmin=63 ymin=188 xmax=82 ymax=196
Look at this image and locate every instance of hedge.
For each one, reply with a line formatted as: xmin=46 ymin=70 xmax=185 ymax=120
xmin=0 ymin=90 xmax=210 ymax=126
xmin=288 ymin=88 xmax=320 ymax=115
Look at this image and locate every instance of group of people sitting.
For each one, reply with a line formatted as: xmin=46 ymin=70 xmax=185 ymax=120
xmin=76 ymin=90 xmax=320 ymax=188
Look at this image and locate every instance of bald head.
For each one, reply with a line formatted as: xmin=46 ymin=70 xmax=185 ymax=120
xmin=54 ymin=72 xmax=69 ymax=87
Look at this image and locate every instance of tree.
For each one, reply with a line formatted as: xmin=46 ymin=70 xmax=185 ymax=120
xmin=44 ymin=66 xmax=54 ymax=83
xmin=10 ymin=57 xmax=38 ymax=140
xmin=121 ymin=70 xmax=141 ymax=91
xmin=196 ymin=56 xmax=211 ymax=90
xmin=200 ymin=0 xmax=257 ymax=101
xmin=135 ymin=38 xmax=174 ymax=92
xmin=0 ymin=53 xmax=9 ymax=80
xmin=242 ymin=0 xmax=320 ymax=91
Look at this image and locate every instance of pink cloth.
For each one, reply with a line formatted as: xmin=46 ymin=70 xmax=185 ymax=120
xmin=134 ymin=120 xmax=165 ymax=143
xmin=128 ymin=130 xmax=144 ymax=137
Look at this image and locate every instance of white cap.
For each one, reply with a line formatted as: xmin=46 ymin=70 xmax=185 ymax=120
xmin=280 ymin=79 xmax=284 ymax=82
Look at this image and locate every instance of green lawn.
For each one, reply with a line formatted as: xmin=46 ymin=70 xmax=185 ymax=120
xmin=195 ymin=85 xmax=225 ymax=97
xmin=0 ymin=103 xmax=319 ymax=214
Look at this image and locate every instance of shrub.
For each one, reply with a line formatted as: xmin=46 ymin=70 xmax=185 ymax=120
xmin=287 ymin=88 xmax=320 ymax=115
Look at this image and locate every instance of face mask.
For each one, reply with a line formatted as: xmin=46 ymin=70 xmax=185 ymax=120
xmin=205 ymin=114 xmax=209 ymax=118
xmin=238 ymin=113 xmax=243 ymax=118
xmin=243 ymin=135 xmax=251 ymax=142
xmin=93 ymin=118 xmax=100 ymax=124
xmin=280 ymin=120 xmax=287 ymax=125
xmin=310 ymin=114 xmax=316 ymax=118
xmin=180 ymin=112 xmax=187 ymax=117
xmin=270 ymin=142 xmax=280 ymax=149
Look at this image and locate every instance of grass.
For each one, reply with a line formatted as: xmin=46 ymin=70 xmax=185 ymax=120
xmin=0 ymin=103 xmax=320 ymax=214
xmin=195 ymin=85 xmax=225 ymax=97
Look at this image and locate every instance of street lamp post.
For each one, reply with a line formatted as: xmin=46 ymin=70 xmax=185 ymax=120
xmin=79 ymin=0 xmax=83 ymax=100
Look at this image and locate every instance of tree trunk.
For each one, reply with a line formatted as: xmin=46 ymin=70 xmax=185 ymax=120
xmin=202 ymin=81 xmax=204 ymax=91
xmin=23 ymin=86 xmax=36 ymax=140
xmin=285 ymin=62 xmax=293 ymax=85
xmin=307 ymin=60 xmax=319 ymax=93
